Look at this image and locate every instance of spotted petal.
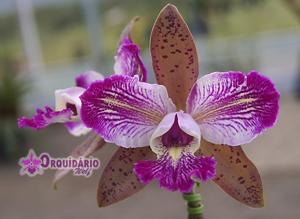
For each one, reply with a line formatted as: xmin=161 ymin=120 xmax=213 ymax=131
xmin=18 ymin=106 xmax=73 ymax=129
xmin=98 ymin=147 xmax=155 ymax=207
xmin=80 ymin=75 xmax=176 ymax=148
xmin=114 ymin=17 xmax=147 ymax=82
xmin=187 ymin=71 xmax=279 ymax=146
xmin=150 ymin=4 xmax=199 ymax=110
xmin=196 ymin=139 xmax=264 ymax=208
xmin=75 ymin=71 xmax=104 ymax=89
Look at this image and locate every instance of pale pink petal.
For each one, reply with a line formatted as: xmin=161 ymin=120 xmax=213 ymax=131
xmin=64 ymin=121 xmax=91 ymax=136
xmin=75 ymin=71 xmax=104 ymax=89
xmin=80 ymin=75 xmax=176 ymax=148
xmin=187 ymin=71 xmax=279 ymax=146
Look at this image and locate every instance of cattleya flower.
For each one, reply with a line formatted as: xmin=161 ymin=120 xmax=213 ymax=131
xmin=80 ymin=70 xmax=278 ymax=192
xmin=18 ymin=17 xmax=146 ymax=137
xmin=80 ymin=4 xmax=279 ymax=207
xmin=17 ymin=4 xmax=280 ymax=216
xmin=17 ymin=18 xmax=147 ymax=185
xmin=18 ymin=71 xmax=103 ymax=136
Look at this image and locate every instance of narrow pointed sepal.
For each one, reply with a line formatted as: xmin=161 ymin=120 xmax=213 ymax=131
xmin=150 ymin=4 xmax=199 ymax=110
xmin=196 ymin=139 xmax=264 ymax=208
xmin=97 ymin=147 xmax=155 ymax=207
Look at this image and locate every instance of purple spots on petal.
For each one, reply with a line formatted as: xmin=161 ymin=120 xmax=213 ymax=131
xmin=150 ymin=4 xmax=199 ymax=110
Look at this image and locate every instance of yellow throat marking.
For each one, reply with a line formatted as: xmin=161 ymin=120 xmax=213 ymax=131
xmin=169 ymin=147 xmax=183 ymax=161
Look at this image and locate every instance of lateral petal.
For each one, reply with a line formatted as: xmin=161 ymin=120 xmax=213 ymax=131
xmin=80 ymin=75 xmax=176 ymax=148
xmin=187 ymin=71 xmax=279 ymax=146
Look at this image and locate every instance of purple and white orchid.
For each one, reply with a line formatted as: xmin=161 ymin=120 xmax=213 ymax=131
xmin=18 ymin=70 xmax=104 ymax=136
xmin=18 ymin=17 xmax=148 ymax=187
xmin=80 ymin=70 xmax=278 ymax=192
xmin=79 ymin=6 xmax=279 ymax=193
xmin=18 ymin=18 xmax=147 ymax=137
xmin=114 ymin=17 xmax=147 ymax=82
xmin=17 ymin=4 xmax=280 ymax=214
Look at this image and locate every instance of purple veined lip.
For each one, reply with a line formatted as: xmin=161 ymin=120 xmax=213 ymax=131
xmin=133 ymin=153 xmax=217 ymax=192
xmin=161 ymin=114 xmax=193 ymax=148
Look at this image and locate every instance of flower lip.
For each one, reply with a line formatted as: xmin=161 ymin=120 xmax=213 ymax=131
xmin=150 ymin=112 xmax=201 ymax=157
xmin=161 ymin=114 xmax=193 ymax=148
xmin=134 ymin=153 xmax=216 ymax=192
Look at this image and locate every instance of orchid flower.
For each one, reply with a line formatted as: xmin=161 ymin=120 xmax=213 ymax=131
xmin=80 ymin=4 xmax=279 ymax=208
xmin=17 ymin=17 xmax=148 ymax=185
xmin=18 ymin=70 xmax=104 ymax=136
xmin=18 ymin=17 xmax=146 ymax=137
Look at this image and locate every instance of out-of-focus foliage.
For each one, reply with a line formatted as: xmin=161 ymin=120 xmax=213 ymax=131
xmin=0 ymin=13 xmax=19 ymax=42
xmin=100 ymin=0 xmax=299 ymax=55
xmin=0 ymin=48 xmax=27 ymax=161
xmin=0 ymin=50 xmax=26 ymax=117
xmin=0 ymin=0 xmax=298 ymax=69
xmin=35 ymin=4 xmax=83 ymax=33
xmin=34 ymin=3 xmax=90 ymax=63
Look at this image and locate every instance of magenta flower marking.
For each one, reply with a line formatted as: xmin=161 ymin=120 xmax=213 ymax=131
xmin=80 ymin=70 xmax=279 ymax=192
xmin=18 ymin=29 xmax=147 ymax=137
xmin=18 ymin=106 xmax=73 ymax=129
xmin=19 ymin=149 xmax=43 ymax=177
xmin=114 ymin=37 xmax=147 ymax=82
xmin=17 ymin=71 xmax=103 ymax=136
xmin=75 ymin=70 xmax=104 ymax=89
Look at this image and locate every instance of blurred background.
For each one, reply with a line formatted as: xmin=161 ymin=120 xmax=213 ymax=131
xmin=0 ymin=0 xmax=299 ymax=218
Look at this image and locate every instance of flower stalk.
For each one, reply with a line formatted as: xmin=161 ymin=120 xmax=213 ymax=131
xmin=183 ymin=183 xmax=204 ymax=219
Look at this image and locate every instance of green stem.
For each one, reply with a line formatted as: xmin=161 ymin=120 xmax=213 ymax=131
xmin=182 ymin=185 xmax=204 ymax=219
